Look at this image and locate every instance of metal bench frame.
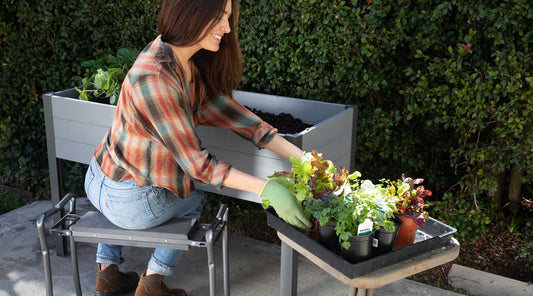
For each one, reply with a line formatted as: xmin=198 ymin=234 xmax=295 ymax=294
xmin=36 ymin=193 xmax=229 ymax=296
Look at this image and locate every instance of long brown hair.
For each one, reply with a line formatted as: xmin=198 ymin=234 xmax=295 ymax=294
xmin=158 ymin=0 xmax=242 ymax=99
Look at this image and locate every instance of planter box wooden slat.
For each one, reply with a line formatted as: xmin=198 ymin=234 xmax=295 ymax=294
xmin=44 ymin=88 xmax=357 ymax=204
xmin=51 ymin=89 xmax=116 ymax=127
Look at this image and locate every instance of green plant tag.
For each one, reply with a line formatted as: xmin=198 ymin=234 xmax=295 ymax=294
xmin=357 ymin=219 xmax=373 ymax=236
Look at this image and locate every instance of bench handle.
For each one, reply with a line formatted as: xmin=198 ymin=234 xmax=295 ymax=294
xmin=36 ymin=193 xmax=78 ymax=296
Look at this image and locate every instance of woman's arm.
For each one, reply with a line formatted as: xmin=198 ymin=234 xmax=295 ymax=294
xmin=221 ymin=132 xmax=311 ymax=229
xmin=222 ymin=133 xmax=303 ymax=194
xmin=222 ymin=167 xmax=265 ymax=194
xmin=264 ymin=133 xmax=304 ymax=160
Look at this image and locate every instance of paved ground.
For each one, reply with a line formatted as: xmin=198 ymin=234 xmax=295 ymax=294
xmin=2 ymin=198 xmax=526 ymax=296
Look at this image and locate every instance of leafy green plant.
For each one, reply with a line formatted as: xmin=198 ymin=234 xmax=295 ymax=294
xmin=266 ymin=150 xmax=360 ymax=208
xmin=334 ymin=178 xmax=404 ymax=249
xmin=431 ymin=192 xmax=493 ymax=243
xmin=0 ymin=0 xmax=157 ymax=200
xmin=358 ymin=180 xmax=399 ymax=232
xmin=304 ymin=196 xmax=337 ymax=226
xmin=267 ymin=150 xmax=406 ymax=249
xmin=76 ymin=48 xmax=140 ymax=105
xmin=522 ymin=219 xmax=533 ymax=260
xmin=519 ymin=198 xmax=533 ymax=259
xmin=334 ymin=186 xmax=385 ymax=249
xmin=386 ymin=174 xmax=432 ymax=226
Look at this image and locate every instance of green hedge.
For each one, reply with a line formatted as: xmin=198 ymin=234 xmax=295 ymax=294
xmin=1 ymin=0 xmax=533 ymax=246
xmin=0 ymin=0 xmax=158 ymax=197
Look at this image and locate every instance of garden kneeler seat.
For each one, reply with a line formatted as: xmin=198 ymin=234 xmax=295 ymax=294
xmin=36 ymin=193 xmax=230 ymax=296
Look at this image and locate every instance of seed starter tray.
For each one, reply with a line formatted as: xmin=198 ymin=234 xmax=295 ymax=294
xmin=265 ymin=209 xmax=457 ymax=279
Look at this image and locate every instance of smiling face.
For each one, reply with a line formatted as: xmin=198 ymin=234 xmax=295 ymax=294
xmin=196 ymin=0 xmax=232 ymax=52
xmin=158 ymin=0 xmax=242 ymax=98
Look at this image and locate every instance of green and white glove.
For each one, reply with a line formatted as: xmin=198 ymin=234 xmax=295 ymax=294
xmin=260 ymin=179 xmax=312 ymax=230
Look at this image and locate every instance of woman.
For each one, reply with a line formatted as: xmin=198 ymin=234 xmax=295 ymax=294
xmin=84 ymin=0 xmax=311 ymax=295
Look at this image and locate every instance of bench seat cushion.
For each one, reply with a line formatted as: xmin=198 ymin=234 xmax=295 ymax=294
xmin=70 ymin=211 xmax=198 ymax=250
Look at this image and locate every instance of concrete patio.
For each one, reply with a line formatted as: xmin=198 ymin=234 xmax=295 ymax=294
xmin=2 ymin=197 xmax=528 ymax=296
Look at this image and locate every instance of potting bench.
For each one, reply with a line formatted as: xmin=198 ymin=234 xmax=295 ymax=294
xmin=278 ymin=233 xmax=460 ymax=296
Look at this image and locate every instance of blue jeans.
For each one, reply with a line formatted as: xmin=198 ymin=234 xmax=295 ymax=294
xmin=84 ymin=157 xmax=205 ymax=276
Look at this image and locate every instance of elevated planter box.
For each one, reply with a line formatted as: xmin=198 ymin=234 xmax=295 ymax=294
xmin=44 ymin=88 xmax=357 ymax=204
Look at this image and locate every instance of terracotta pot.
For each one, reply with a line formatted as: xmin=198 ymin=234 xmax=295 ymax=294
xmin=393 ymin=214 xmax=418 ymax=250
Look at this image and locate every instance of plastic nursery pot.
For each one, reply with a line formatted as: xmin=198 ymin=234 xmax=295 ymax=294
xmin=317 ymin=222 xmax=340 ymax=254
xmin=393 ymin=215 xmax=418 ymax=250
xmin=374 ymin=217 xmax=403 ymax=256
xmin=340 ymin=232 xmax=374 ymax=263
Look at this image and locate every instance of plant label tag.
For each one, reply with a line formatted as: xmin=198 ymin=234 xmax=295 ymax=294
xmin=373 ymin=238 xmax=379 ymax=247
xmin=377 ymin=205 xmax=387 ymax=215
xmin=357 ymin=219 xmax=373 ymax=236
xmin=372 ymin=201 xmax=388 ymax=221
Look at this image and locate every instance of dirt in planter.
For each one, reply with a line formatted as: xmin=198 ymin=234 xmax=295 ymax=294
xmin=246 ymin=106 xmax=312 ymax=134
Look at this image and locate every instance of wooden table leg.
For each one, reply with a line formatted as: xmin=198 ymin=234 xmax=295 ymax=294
xmin=357 ymin=288 xmax=373 ymax=296
xmin=348 ymin=287 xmax=373 ymax=296
xmin=348 ymin=286 xmax=356 ymax=296
xmin=280 ymin=241 xmax=298 ymax=296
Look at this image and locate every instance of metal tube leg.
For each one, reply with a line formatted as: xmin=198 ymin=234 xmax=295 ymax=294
xmin=206 ymin=229 xmax=216 ymax=296
xmin=280 ymin=242 xmax=298 ymax=296
xmin=37 ymin=216 xmax=53 ymax=296
xmin=53 ymin=159 xmax=68 ymax=257
xmin=67 ymin=197 xmax=82 ymax=296
xmin=70 ymin=236 xmax=82 ymax=296
xmin=222 ymin=215 xmax=230 ymax=296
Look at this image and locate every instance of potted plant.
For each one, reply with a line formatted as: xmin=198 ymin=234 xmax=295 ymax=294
xmin=266 ymin=150 xmax=383 ymax=262
xmin=354 ymin=180 xmax=402 ymax=255
xmin=266 ymin=150 xmax=360 ymax=253
xmin=333 ymin=188 xmax=380 ymax=263
xmin=266 ymin=151 xmax=409 ymax=260
xmin=385 ymin=174 xmax=432 ymax=250
xmin=75 ymin=48 xmax=140 ymax=105
xmin=304 ymin=197 xmax=340 ymax=252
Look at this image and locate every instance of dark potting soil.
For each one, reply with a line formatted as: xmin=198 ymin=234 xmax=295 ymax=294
xmin=246 ymin=106 xmax=312 ymax=134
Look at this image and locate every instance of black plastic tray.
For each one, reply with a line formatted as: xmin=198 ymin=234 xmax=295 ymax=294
xmin=265 ymin=209 xmax=456 ymax=279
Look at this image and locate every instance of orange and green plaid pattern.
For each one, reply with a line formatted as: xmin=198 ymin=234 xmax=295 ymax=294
xmin=95 ymin=36 xmax=277 ymax=199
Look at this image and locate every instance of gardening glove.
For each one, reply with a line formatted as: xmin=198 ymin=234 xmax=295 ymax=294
xmin=260 ymin=179 xmax=312 ymax=230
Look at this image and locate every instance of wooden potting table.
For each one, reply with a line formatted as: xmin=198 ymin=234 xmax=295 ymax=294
xmin=278 ymin=232 xmax=460 ymax=296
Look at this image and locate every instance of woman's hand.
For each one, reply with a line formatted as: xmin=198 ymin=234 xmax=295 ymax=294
xmin=260 ymin=179 xmax=311 ymax=230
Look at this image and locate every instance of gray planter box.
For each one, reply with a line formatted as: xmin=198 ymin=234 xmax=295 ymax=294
xmin=44 ymin=88 xmax=357 ymax=204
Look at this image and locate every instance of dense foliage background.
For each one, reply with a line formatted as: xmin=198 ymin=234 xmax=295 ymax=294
xmin=1 ymin=0 xmax=532 ymax=255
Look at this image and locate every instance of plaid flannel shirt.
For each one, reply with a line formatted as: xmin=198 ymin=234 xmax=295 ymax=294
xmin=94 ymin=35 xmax=277 ymax=199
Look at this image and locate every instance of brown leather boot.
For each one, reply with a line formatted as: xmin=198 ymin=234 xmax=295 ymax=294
xmin=134 ymin=271 xmax=187 ymax=296
xmin=95 ymin=264 xmax=139 ymax=296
